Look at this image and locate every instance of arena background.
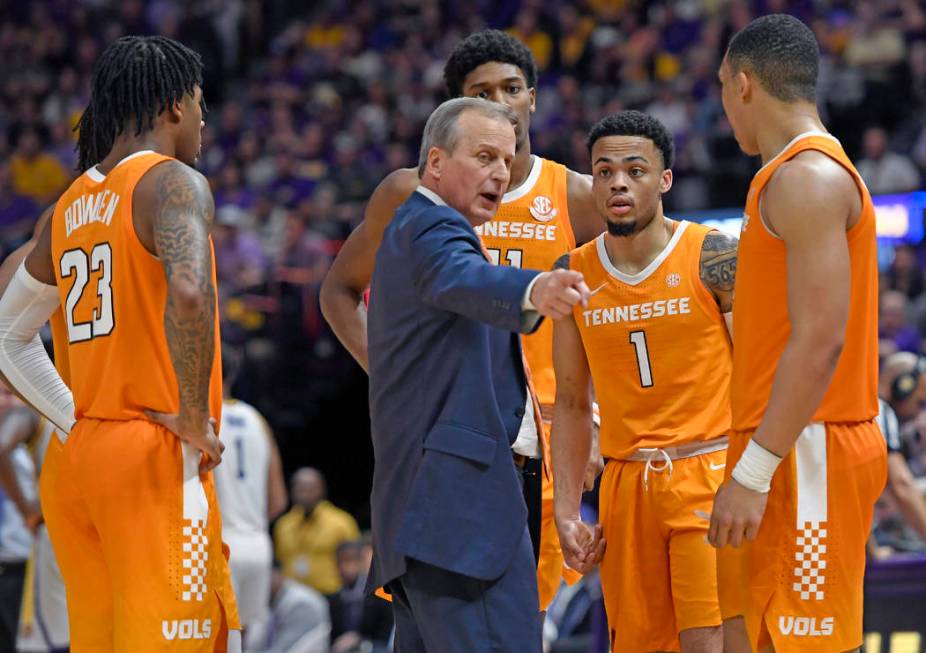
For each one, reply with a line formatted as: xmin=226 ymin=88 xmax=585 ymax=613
xmin=1 ymin=1 xmax=926 ymax=650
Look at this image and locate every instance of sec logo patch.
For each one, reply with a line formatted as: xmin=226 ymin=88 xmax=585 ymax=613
xmin=530 ymin=195 xmax=557 ymax=222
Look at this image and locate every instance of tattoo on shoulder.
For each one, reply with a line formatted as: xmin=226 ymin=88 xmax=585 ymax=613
xmin=151 ymin=162 xmax=216 ymax=419
xmin=553 ymin=253 xmax=571 ymax=270
xmin=152 ymin=163 xmax=214 ymax=279
xmin=700 ymin=231 xmax=738 ymax=310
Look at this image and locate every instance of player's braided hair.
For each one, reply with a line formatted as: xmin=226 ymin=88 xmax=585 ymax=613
xmin=587 ymin=111 xmax=675 ymax=169
xmin=75 ymin=35 xmax=203 ymax=172
xmin=443 ymin=30 xmax=537 ymax=98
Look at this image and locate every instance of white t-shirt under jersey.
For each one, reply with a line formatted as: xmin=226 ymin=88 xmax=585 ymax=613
xmin=214 ymin=399 xmax=272 ymax=534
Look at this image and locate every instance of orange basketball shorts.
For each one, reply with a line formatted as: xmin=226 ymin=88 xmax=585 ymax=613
xmin=40 ymin=418 xmax=241 ymax=652
xmin=717 ymin=421 xmax=887 ymax=652
xmin=599 ymin=448 xmax=725 ymax=652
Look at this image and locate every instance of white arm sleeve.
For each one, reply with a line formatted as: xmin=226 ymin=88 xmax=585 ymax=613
xmin=0 ymin=263 xmax=75 ymax=435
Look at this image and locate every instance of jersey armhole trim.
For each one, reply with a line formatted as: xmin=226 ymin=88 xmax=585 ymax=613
xmin=125 ymin=157 xmax=173 ymax=263
xmin=557 ymin=164 xmax=577 ymax=250
xmin=758 ymin=138 xmax=866 ymax=241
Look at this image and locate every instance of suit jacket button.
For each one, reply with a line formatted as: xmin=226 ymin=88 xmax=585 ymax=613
xmin=514 ymin=407 xmax=525 ymax=418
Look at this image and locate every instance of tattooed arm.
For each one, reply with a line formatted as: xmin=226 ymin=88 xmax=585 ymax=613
xmin=137 ymin=161 xmax=223 ymax=469
xmin=699 ymin=230 xmax=738 ymax=315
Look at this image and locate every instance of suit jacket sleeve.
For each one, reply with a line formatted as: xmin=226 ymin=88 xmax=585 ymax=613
xmin=408 ymin=205 xmax=542 ymax=334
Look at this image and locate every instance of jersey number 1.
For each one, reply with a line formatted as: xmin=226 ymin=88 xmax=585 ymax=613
xmin=629 ymin=330 xmax=654 ymax=388
xmin=60 ymin=243 xmax=114 ymax=343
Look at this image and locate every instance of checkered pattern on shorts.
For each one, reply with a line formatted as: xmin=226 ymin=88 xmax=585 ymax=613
xmin=181 ymin=518 xmax=209 ymax=601
xmin=792 ymin=520 xmax=827 ymax=601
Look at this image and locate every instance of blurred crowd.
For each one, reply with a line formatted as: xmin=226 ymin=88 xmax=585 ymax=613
xmin=0 ymin=0 xmax=925 ymax=641
xmin=3 ymin=0 xmax=926 ymax=330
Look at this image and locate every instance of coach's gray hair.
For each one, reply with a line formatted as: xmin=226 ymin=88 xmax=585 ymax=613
xmin=417 ymin=98 xmax=517 ymax=177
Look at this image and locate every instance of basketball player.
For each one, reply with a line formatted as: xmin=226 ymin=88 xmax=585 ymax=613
xmin=320 ymin=29 xmax=602 ymax=609
xmin=213 ymin=347 xmax=287 ymax=631
xmin=0 ymin=36 xmax=241 ymax=651
xmin=552 ymin=111 xmax=736 ymax=652
xmin=710 ymin=15 xmax=885 ymax=652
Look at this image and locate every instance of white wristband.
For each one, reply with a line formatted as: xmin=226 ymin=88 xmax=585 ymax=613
xmin=731 ymin=439 xmax=782 ymax=493
xmin=591 ymin=401 xmax=600 ymax=428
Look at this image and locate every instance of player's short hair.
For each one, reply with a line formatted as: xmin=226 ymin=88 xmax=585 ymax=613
xmin=444 ymin=30 xmax=537 ymax=98
xmin=586 ymin=111 xmax=675 ymax=170
xmin=726 ymin=14 xmax=819 ymax=103
xmin=75 ymin=36 xmax=204 ymax=172
xmin=417 ymin=97 xmax=517 ymax=176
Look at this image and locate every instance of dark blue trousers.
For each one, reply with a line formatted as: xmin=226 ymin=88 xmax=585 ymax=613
xmin=389 ymin=527 xmax=541 ymax=652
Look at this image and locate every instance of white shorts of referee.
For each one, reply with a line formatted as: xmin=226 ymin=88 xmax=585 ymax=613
xmin=225 ymin=529 xmax=273 ymax=628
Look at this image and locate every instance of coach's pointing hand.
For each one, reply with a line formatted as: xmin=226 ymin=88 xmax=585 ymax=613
xmin=530 ymin=269 xmax=591 ymax=320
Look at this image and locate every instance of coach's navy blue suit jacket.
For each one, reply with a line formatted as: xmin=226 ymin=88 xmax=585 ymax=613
xmin=367 ymin=188 xmax=542 ymax=592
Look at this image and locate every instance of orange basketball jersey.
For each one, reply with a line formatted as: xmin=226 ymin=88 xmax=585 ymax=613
xmin=731 ymin=133 xmax=879 ymax=431
xmin=570 ymin=221 xmax=732 ymax=460
xmin=49 ymin=311 xmax=70 ymax=386
xmin=474 ymin=156 xmax=576 ymax=408
xmin=49 ymin=151 xmax=223 ymax=423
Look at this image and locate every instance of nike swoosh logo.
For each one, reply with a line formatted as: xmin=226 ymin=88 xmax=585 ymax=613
xmin=589 ymin=282 xmax=607 ymax=296
xmin=709 ymin=463 xmax=726 ymax=471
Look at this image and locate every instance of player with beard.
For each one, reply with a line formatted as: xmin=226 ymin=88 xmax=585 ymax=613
xmin=551 ymin=111 xmax=737 ymax=653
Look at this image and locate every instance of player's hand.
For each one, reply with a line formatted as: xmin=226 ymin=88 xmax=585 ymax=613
xmin=145 ymin=410 xmax=224 ymax=472
xmin=556 ymin=515 xmax=606 ymax=573
xmin=530 ymin=270 xmax=591 ymax=320
xmin=708 ymin=478 xmax=768 ymax=548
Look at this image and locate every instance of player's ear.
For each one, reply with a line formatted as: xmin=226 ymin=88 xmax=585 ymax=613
xmin=659 ymin=168 xmax=673 ymax=194
xmin=735 ymin=70 xmax=752 ymax=102
xmin=528 ymin=86 xmax=536 ymax=114
xmin=166 ymin=100 xmax=184 ymax=125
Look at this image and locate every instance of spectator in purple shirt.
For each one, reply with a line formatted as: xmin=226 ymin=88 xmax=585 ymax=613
xmin=213 ymin=205 xmax=269 ymax=295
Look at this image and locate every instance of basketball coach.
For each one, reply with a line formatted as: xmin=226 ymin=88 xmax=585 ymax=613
xmin=365 ymin=97 xmax=591 ymax=652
